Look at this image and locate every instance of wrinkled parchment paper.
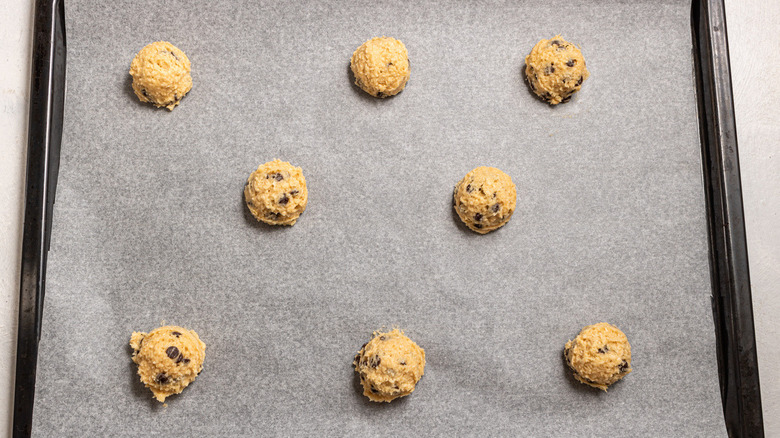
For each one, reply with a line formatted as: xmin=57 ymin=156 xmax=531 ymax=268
xmin=33 ymin=0 xmax=726 ymax=435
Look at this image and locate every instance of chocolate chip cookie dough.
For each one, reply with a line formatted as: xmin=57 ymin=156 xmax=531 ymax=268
xmin=350 ymin=37 xmax=410 ymax=98
xmin=454 ymin=166 xmax=517 ymax=234
xmin=129 ymin=41 xmax=192 ymax=110
xmin=564 ymin=323 xmax=632 ymax=391
xmin=353 ymin=329 xmax=425 ymax=402
xmin=244 ymin=159 xmax=308 ymax=226
xmin=524 ymin=35 xmax=589 ymax=104
xmin=130 ymin=325 xmax=206 ymax=402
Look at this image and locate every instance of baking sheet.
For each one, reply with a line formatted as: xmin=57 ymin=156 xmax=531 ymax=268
xmin=33 ymin=0 xmax=727 ymax=435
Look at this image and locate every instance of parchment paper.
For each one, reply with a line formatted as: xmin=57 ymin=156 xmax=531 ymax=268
xmin=33 ymin=0 xmax=727 ymax=436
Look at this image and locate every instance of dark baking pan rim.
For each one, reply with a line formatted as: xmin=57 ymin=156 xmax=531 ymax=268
xmin=692 ymin=0 xmax=763 ymax=436
xmin=12 ymin=0 xmax=762 ymax=436
xmin=13 ymin=0 xmax=66 ymax=436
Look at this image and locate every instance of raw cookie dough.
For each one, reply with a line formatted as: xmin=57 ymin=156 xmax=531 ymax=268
xmin=129 ymin=41 xmax=192 ymax=110
xmin=130 ymin=325 xmax=206 ymax=402
xmin=524 ymin=35 xmax=589 ymax=104
xmin=353 ymin=329 xmax=425 ymax=402
xmin=350 ymin=37 xmax=410 ymax=98
xmin=564 ymin=322 xmax=632 ymax=391
xmin=244 ymin=159 xmax=308 ymax=226
xmin=454 ymin=166 xmax=517 ymax=234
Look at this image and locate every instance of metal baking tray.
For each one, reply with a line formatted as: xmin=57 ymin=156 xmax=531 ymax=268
xmin=13 ymin=0 xmax=762 ymax=436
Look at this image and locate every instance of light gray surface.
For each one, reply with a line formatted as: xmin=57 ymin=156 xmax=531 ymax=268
xmin=724 ymin=0 xmax=780 ymax=429
xmin=32 ymin=0 xmax=726 ymax=436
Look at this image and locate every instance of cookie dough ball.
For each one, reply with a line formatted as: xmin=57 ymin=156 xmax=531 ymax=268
xmin=564 ymin=323 xmax=632 ymax=391
xmin=129 ymin=41 xmax=192 ymax=110
xmin=350 ymin=37 xmax=410 ymax=98
xmin=130 ymin=325 xmax=206 ymax=402
xmin=353 ymin=329 xmax=425 ymax=402
xmin=524 ymin=35 xmax=589 ymax=104
xmin=454 ymin=166 xmax=517 ymax=234
xmin=244 ymin=159 xmax=308 ymax=226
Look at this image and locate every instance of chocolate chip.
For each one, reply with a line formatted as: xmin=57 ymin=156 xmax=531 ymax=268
xmin=474 ymin=213 xmax=483 ymax=222
xmin=387 ymin=62 xmax=393 ymax=66
xmin=379 ymin=336 xmax=386 ymax=341
xmin=400 ymin=360 xmax=406 ymax=366
xmin=169 ymin=50 xmax=179 ymax=61
xmin=566 ymin=59 xmax=576 ymax=67
xmin=466 ymin=184 xmax=472 ymax=193
xmin=474 ymin=223 xmax=483 ymax=229
xmin=492 ymin=204 xmax=500 ymax=213
xmin=598 ymin=346 xmax=609 ymax=354
xmin=183 ymin=358 xmax=190 ymax=364
xmin=156 ymin=373 xmax=169 ymax=384
xmin=369 ymin=356 xmax=381 ymax=368
xmin=166 ymin=346 xmax=180 ymax=359
xmin=290 ymin=190 xmax=299 ymax=196
xmin=370 ymin=386 xmax=378 ymax=394
xmin=551 ymin=39 xmax=563 ymax=47
xmin=619 ymin=360 xmax=629 ymax=372
xmin=279 ymin=194 xmax=289 ymax=205
xmin=376 ymin=91 xmax=384 ymax=98
xmin=176 ymin=354 xmax=185 ymax=364
xmin=275 ymin=173 xmax=284 ymax=181
xmin=544 ymin=64 xmax=555 ymax=75
xmin=576 ymin=76 xmax=583 ymax=86
xmin=174 ymin=93 xmax=179 ymax=101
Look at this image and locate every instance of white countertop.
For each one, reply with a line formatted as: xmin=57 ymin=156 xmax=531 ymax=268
xmin=0 ymin=0 xmax=777 ymax=435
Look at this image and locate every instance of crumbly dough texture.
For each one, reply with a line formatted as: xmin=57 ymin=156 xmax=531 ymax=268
xmin=525 ymin=35 xmax=589 ymax=105
xmin=350 ymin=37 xmax=410 ymax=98
xmin=353 ymin=329 xmax=425 ymax=402
xmin=564 ymin=322 xmax=632 ymax=391
xmin=130 ymin=325 xmax=206 ymax=402
xmin=454 ymin=166 xmax=517 ymax=234
xmin=129 ymin=41 xmax=192 ymax=110
xmin=244 ymin=159 xmax=308 ymax=226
